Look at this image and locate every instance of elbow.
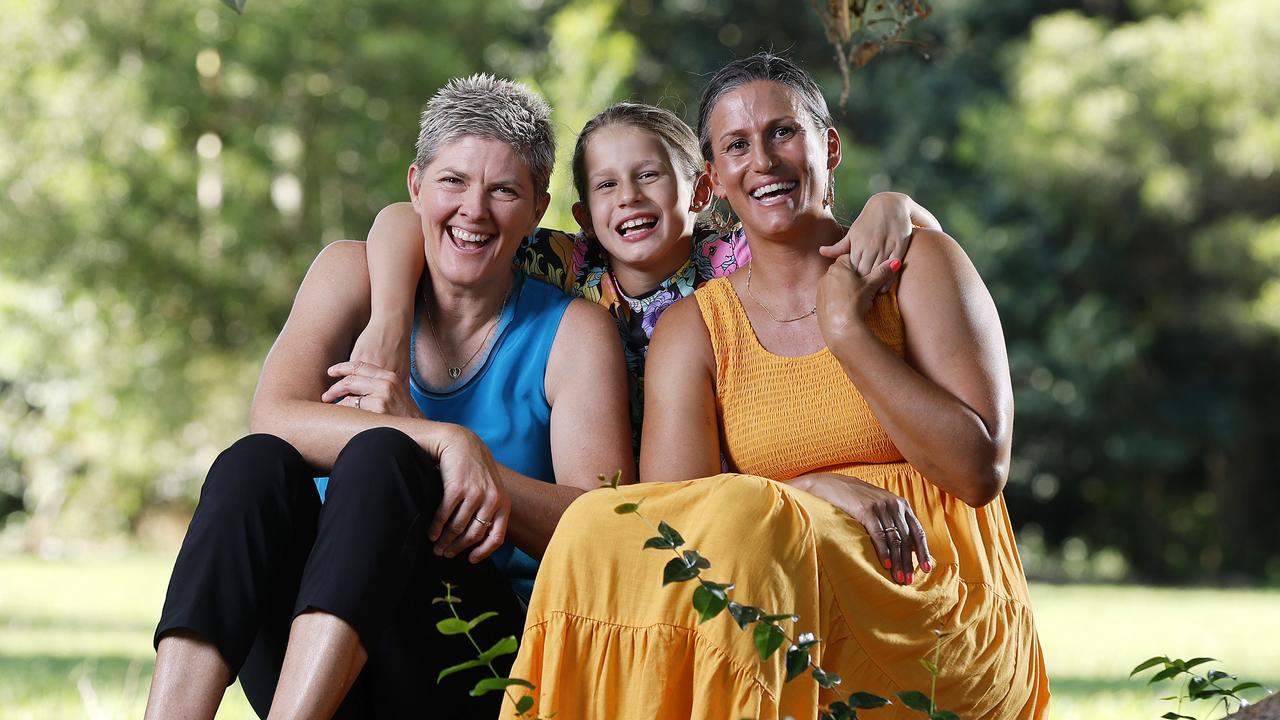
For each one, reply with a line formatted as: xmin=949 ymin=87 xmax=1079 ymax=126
xmin=956 ymin=461 xmax=1006 ymax=508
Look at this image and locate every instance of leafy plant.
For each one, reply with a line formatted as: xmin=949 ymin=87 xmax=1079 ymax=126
xmin=807 ymin=0 xmax=933 ymax=104
xmin=432 ymin=583 xmax=545 ymax=718
xmin=603 ymin=471 xmax=952 ymax=719
xmin=1130 ymin=655 xmax=1270 ymax=719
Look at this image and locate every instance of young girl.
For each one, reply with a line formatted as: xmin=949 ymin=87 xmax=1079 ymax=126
xmin=350 ymin=102 xmax=940 ymax=449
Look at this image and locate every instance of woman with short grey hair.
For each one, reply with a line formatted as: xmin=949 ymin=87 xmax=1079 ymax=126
xmin=144 ymin=74 xmax=632 ymax=719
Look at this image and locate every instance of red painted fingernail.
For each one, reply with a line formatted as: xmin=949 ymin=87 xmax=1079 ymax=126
xmin=889 ymin=259 xmax=902 ymax=272
xmin=907 ymin=572 xmax=914 ymax=584
xmin=923 ymin=561 xmax=932 ymax=572
xmin=896 ymin=570 xmax=905 ymax=583
xmin=883 ymin=558 xmax=892 ymax=570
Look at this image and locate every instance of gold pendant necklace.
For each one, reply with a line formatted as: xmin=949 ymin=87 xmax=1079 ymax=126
xmin=423 ymin=289 xmax=510 ymax=380
xmin=746 ymin=264 xmax=816 ymax=323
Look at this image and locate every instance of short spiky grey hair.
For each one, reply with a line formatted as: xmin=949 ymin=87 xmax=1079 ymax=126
xmin=413 ymin=74 xmax=555 ymax=195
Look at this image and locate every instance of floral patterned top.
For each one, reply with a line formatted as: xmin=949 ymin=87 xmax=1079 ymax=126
xmin=515 ymin=224 xmax=750 ymax=453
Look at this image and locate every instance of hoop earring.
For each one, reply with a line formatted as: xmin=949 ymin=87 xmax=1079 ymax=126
xmin=709 ymin=197 xmax=736 ymax=235
xmin=823 ymin=170 xmax=836 ymax=209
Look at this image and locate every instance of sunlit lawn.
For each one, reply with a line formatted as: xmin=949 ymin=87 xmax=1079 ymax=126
xmin=1 ymin=553 xmax=1276 ymax=719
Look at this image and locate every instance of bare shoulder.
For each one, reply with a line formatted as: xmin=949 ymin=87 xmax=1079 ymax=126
xmin=297 ymin=240 xmax=371 ymax=315
xmin=557 ymin=297 xmax=616 ymax=341
xmin=372 ymin=200 xmax=418 ymax=226
xmin=649 ymin=293 xmax=713 ymax=374
xmin=897 ymin=228 xmax=988 ymax=304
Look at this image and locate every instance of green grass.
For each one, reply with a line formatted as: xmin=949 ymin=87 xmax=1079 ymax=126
xmin=1 ymin=553 xmax=1276 ymax=719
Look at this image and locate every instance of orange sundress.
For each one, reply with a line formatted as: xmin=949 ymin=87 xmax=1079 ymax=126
xmin=503 ymin=278 xmax=1050 ymax=719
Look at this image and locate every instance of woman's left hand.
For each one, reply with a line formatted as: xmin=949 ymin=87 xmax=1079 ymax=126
xmin=817 ymin=255 xmax=901 ymax=347
xmin=321 ymin=360 xmax=423 ymax=419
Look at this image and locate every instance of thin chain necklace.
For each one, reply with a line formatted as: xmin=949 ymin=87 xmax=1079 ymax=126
xmin=746 ymin=263 xmax=816 ymax=323
xmin=423 ymin=288 xmax=510 ymax=380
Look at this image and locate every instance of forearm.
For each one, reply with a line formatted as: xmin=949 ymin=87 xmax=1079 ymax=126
xmin=249 ymin=396 xmax=453 ymax=471
xmin=830 ymin=331 xmax=1006 ymax=506
xmin=499 ymin=469 xmax=588 ymax=560
xmin=366 ymin=203 xmax=425 ymax=326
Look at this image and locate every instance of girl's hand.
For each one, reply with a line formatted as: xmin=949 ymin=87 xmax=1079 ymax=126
xmin=795 ymin=473 xmax=932 ymax=585
xmin=817 ymin=255 xmax=901 ymax=348
xmin=819 ymin=191 xmax=941 ymax=280
xmin=349 ymin=314 xmax=411 ymax=381
xmin=322 ymin=360 xmax=422 ymax=419
xmin=432 ymin=426 xmax=511 ymax=563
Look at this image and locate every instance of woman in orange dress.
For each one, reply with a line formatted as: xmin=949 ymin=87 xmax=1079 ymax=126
xmin=505 ymin=52 xmax=1050 ymax=720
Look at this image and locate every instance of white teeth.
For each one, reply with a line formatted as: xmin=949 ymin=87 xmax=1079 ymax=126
xmin=751 ymin=181 xmax=797 ymax=199
xmin=619 ymin=217 xmax=657 ymax=230
xmin=450 ymin=227 xmax=492 ymax=244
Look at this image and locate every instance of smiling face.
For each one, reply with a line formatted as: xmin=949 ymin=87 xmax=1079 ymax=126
xmin=572 ymin=124 xmax=703 ymax=277
xmin=408 ymin=135 xmax=549 ymax=289
xmin=705 ymin=80 xmax=840 ymax=240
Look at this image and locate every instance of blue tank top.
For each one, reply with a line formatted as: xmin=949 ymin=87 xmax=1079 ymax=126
xmin=408 ymin=273 xmax=572 ymax=602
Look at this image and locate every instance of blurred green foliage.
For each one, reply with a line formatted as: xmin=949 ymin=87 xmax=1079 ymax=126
xmin=0 ymin=0 xmax=1276 ymax=583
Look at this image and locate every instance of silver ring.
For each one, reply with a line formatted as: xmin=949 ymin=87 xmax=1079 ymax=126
xmin=354 ymin=395 xmax=362 ymax=410
xmin=880 ymin=525 xmax=901 ymax=536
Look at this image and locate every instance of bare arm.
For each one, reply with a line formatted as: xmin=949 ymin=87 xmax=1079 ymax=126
xmin=250 ymin=241 xmax=512 ymax=560
xmin=639 ymin=297 xmax=721 ymax=483
xmin=488 ymin=299 xmax=636 ymax=559
xmin=818 ymin=229 xmax=1013 ymax=507
xmin=348 ymin=202 xmax=426 ymax=379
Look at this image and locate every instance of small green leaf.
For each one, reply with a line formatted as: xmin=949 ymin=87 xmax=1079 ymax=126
xmin=699 ymin=579 xmax=734 ymax=596
xmin=614 ymin=502 xmax=641 ymax=514
xmin=221 ymin=0 xmax=246 ymax=13
xmin=643 ymin=535 xmax=675 ymax=550
xmin=1206 ymin=669 xmax=1234 ymax=681
xmin=727 ymin=602 xmax=762 ymax=629
xmin=597 ymin=470 xmax=622 ymax=489
xmin=436 ymin=658 xmax=485 ymax=682
xmin=827 ymin=700 xmax=852 ymax=719
xmin=784 ymin=645 xmax=811 ymax=682
xmin=692 ymin=583 xmax=729 ymax=623
xmin=848 ymin=691 xmax=890 ymax=709
xmin=931 ymin=711 xmax=960 ymax=720
xmin=662 ymin=557 xmax=700 ymax=585
xmin=1131 ymin=656 xmax=1170 ymax=677
xmin=753 ymin=622 xmax=786 ymax=661
xmin=919 ymin=657 xmax=939 ymax=675
xmin=477 ymin=636 xmax=518 ymax=663
xmin=812 ymin=666 xmax=842 ymax=689
xmin=761 ymin=612 xmax=798 ymax=623
xmin=1148 ymin=666 xmax=1184 ymax=684
xmin=896 ymin=690 xmax=934 ymax=712
xmin=1231 ymin=682 xmax=1263 ymax=693
xmin=1160 ymin=713 xmax=1196 ymax=720
xmin=515 ymin=695 xmax=534 ymax=714
xmin=436 ymin=617 xmax=470 ymax=636
xmin=467 ymin=611 xmax=499 ymax=631
xmin=430 ymin=595 xmax=460 ymax=605
xmin=794 ymin=631 xmax=818 ymax=650
xmin=469 ymin=677 xmax=535 ymax=696
xmin=682 ymin=549 xmax=711 ymax=570
xmin=1184 ymin=657 xmax=1217 ymax=671
xmin=658 ymin=521 xmax=684 ymax=549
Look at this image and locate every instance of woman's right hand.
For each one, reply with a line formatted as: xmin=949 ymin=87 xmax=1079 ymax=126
xmin=431 ymin=425 xmax=511 ymax=563
xmin=794 ymin=472 xmax=932 ymax=586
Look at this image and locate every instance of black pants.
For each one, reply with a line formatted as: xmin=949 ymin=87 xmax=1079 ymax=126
xmin=155 ymin=428 xmax=524 ymax=718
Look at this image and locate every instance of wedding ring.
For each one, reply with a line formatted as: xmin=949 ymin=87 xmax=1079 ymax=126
xmin=354 ymin=395 xmax=362 ymax=410
xmin=473 ymin=516 xmax=493 ymax=528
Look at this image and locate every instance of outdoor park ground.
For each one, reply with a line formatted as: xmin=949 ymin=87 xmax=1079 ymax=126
xmin=1 ymin=553 xmax=1276 ymax=719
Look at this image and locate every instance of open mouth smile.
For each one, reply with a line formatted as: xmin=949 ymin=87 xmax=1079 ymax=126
xmin=615 ymin=214 xmax=659 ymax=240
xmin=749 ymin=181 xmax=798 ymax=202
xmin=448 ymin=226 xmax=495 ymax=251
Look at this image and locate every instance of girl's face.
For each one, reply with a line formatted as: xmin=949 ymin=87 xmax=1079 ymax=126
xmin=573 ymin=124 xmax=705 ymax=277
xmin=705 ymin=80 xmax=839 ymax=240
xmin=408 ymin=135 xmax=548 ymax=289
